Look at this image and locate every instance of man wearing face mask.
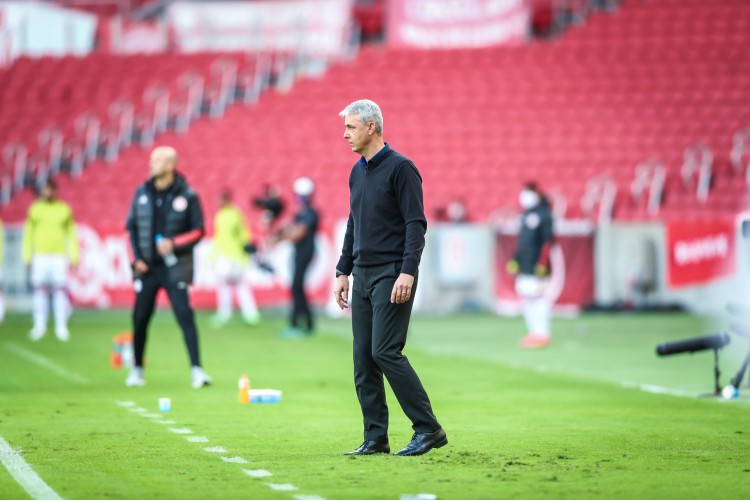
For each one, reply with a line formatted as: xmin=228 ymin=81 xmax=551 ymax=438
xmin=506 ymin=182 xmax=555 ymax=348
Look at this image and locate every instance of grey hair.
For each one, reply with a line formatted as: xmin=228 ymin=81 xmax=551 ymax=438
xmin=339 ymin=99 xmax=383 ymax=135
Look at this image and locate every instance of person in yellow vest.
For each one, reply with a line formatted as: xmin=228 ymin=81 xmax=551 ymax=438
xmin=22 ymin=179 xmax=79 ymax=341
xmin=0 ymin=217 xmax=5 ymax=324
xmin=211 ymin=189 xmax=260 ymax=327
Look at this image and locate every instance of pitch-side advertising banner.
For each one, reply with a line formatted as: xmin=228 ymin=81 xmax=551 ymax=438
xmin=665 ymin=219 xmax=736 ymax=288
xmin=495 ymin=224 xmax=595 ymax=312
xmin=167 ymin=0 xmax=353 ymax=56
xmin=387 ymin=0 xmax=529 ymax=49
xmin=68 ymin=224 xmax=336 ymax=310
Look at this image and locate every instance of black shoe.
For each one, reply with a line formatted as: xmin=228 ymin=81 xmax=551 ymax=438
xmin=394 ymin=428 xmax=448 ymax=457
xmin=344 ymin=439 xmax=390 ymax=456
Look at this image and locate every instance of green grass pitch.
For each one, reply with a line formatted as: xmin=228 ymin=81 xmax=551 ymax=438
xmin=1 ymin=309 xmax=748 ymax=499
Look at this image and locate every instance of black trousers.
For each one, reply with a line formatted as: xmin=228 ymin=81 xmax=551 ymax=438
xmin=351 ymin=262 xmax=440 ymax=441
xmin=132 ymin=265 xmax=201 ymax=368
xmin=291 ymin=249 xmax=314 ymax=331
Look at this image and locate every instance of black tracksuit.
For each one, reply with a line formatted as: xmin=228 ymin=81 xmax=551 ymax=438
xmin=337 ymin=144 xmax=441 ymax=441
xmin=125 ymin=173 xmax=205 ymax=368
xmin=514 ymin=201 xmax=554 ymax=275
xmin=291 ymin=203 xmax=319 ymax=331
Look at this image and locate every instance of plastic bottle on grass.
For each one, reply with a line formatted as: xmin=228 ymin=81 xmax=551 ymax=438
xmin=238 ymin=374 xmax=250 ymax=404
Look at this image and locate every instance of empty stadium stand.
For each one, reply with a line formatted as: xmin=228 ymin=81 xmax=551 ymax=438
xmin=1 ymin=0 xmax=748 ymax=229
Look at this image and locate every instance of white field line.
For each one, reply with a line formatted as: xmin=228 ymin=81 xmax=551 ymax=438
xmin=0 ymin=436 xmax=63 ymax=500
xmin=168 ymin=428 xmax=193 ymax=435
xmin=5 ymin=343 xmax=89 ymax=385
xmin=139 ymin=413 xmax=163 ymax=419
xmin=266 ymin=483 xmax=298 ymax=491
xmin=114 ymin=402 xmax=326 ymax=499
xmin=243 ymin=469 xmax=272 ymax=478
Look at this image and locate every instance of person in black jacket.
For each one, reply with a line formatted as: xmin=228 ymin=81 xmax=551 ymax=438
xmin=272 ymin=177 xmax=319 ymax=337
xmin=506 ymin=182 xmax=555 ymax=349
xmin=124 ymin=146 xmax=212 ymax=388
xmin=334 ymin=99 xmax=446 ymax=457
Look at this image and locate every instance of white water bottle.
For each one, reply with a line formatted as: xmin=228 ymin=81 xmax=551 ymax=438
xmin=155 ymin=234 xmax=178 ymax=267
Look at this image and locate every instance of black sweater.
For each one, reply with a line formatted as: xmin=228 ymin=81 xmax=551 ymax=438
xmin=336 ymin=144 xmax=427 ymax=277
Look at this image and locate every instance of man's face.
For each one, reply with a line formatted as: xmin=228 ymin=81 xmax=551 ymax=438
xmin=40 ymin=186 xmax=55 ymax=201
xmin=150 ymin=151 xmax=172 ymax=179
xmin=343 ymin=114 xmax=371 ymax=155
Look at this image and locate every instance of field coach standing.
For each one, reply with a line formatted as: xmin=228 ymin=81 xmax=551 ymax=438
xmin=124 ymin=146 xmax=212 ymax=389
xmin=334 ymin=100 xmax=447 ymax=457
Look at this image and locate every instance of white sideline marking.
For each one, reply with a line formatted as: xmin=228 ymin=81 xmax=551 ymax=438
xmin=0 ymin=436 xmax=63 ymax=500
xmin=220 ymin=456 xmax=248 ymax=464
xmin=293 ymin=495 xmax=326 ymax=500
xmin=185 ymin=436 xmax=209 ymax=443
xmin=622 ymin=382 xmax=691 ymax=398
xmin=5 ymin=343 xmax=89 ymax=385
xmin=128 ymin=408 xmax=147 ymax=413
xmin=203 ymin=446 xmax=227 ymax=453
xmin=243 ymin=469 xmax=272 ymax=478
xmin=267 ymin=483 xmax=298 ymax=491
xmin=154 ymin=420 xmax=176 ymax=425
xmin=168 ymin=428 xmax=193 ymax=435
xmin=140 ymin=413 xmax=162 ymax=419
xmin=115 ymin=401 xmax=136 ymax=407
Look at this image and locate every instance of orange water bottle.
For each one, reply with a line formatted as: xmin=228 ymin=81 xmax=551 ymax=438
xmin=238 ymin=374 xmax=250 ymax=404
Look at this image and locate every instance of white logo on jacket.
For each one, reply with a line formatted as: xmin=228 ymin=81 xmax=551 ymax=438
xmin=138 ymin=194 xmax=148 ymax=205
xmin=173 ymin=196 xmax=188 ymax=212
xmin=524 ymin=212 xmax=540 ymax=229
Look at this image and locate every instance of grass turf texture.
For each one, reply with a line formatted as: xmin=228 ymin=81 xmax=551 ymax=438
xmin=0 ymin=310 xmax=748 ymax=499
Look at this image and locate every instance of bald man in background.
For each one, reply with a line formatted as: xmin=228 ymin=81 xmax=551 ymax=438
xmin=124 ymin=146 xmax=212 ymax=388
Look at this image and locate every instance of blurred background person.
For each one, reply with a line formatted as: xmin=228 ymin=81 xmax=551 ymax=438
xmin=211 ymin=189 xmax=261 ymax=327
xmin=252 ymin=183 xmax=285 ymax=231
xmin=506 ymin=182 xmax=555 ymax=348
xmin=22 ymin=179 xmax=78 ymax=341
xmin=125 ymin=146 xmax=211 ymax=388
xmin=272 ymin=177 xmax=319 ymax=337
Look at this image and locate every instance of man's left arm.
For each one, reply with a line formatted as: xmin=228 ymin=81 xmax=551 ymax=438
xmin=172 ymin=191 xmax=205 ymax=252
xmin=392 ymin=162 xmax=427 ymax=304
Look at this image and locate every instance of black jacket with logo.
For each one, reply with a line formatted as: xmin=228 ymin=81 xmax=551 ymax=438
xmin=514 ymin=201 xmax=554 ymax=275
xmin=125 ymin=173 xmax=204 ymax=284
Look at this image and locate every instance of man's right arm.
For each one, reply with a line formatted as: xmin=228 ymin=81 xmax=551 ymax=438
xmin=336 ymin=213 xmax=355 ymax=277
xmin=125 ymin=192 xmax=147 ymax=273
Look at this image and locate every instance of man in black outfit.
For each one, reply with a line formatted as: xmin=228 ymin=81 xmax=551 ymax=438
xmin=275 ymin=177 xmax=319 ymax=337
xmin=124 ymin=146 xmax=212 ymax=389
xmin=334 ymin=99 xmax=447 ymax=457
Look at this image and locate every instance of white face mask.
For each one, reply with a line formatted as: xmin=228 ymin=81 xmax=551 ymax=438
xmin=518 ymin=189 xmax=539 ymax=210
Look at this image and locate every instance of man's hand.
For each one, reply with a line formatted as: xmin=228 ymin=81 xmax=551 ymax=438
xmin=506 ymin=259 xmax=519 ymax=275
xmin=156 ymin=237 xmax=174 ymax=256
xmin=391 ymin=273 xmax=414 ymax=304
xmin=534 ymin=263 xmax=548 ymax=277
xmin=134 ymin=259 xmax=149 ymax=274
xmin=334 ymin=274 xmax=350 ymax=309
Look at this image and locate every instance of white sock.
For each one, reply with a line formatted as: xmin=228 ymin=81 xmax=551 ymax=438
xmin=216 ymin=282 xmax=233 ymax=319
xmin=32 ymin=287 xmax=49 ymax=332
xmin=529 ymin=296 xmax=551 ymax=337
xmin=236 ymin=283 xmax=259 ymax=317
xmin=53 ymin=288 xmax=69 ymax=332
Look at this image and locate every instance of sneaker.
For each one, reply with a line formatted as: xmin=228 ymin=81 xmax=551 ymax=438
xmin=191 ymin=366 xmax=212 ymax=389
xmin=278 ymin=327 xmax=304 ymax=339
xmin=520 ymin=334 xmax=551 ymax=349
xmin=211 ymin=314 xmax=230 ymax=328
xmin=55 ymin=327 xmax=70 ymax=342
xmin=242 ymin=311 xmax=261 ymax=326
xmin=125 ymin=367 xmax=146 ymax=387
xmin=29 ymin=328 xmax=46 ymax=342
